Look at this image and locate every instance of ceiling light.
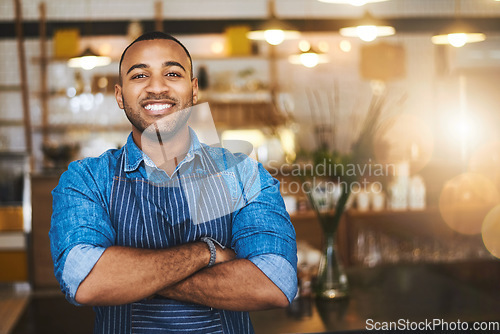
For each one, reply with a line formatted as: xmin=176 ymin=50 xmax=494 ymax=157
xmin=339 ymin=12 xmax=395 ymax=42
xmin=289 ymin=46 xmax=329 ymax=68
xmin=431 ymin=21 xmax=485 ymax=48
xmin=432 ymin=0 xmax=486 ymax=48
xmin=247 ymin=0 xmax=300 ymax=45
xmin=318 ymin=0 xmax=389 ymax=6
xmin=68 ymin=47 xmax=111 ymax=70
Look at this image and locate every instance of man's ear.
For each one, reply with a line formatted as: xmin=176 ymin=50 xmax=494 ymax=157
xmin=115 ymin=84 xmax=124 ymax=109
xmin=191 ymin=77 xmax=199 ymax=105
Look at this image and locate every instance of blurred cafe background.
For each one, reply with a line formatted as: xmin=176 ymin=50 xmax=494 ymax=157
xmin=1 ymin=0 xmax=500 ymax=333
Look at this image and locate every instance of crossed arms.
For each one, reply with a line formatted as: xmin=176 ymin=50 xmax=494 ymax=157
xmin=74 ymin=242 xmax=290 ymax=311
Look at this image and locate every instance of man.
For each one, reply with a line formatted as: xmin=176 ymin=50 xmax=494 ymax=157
xmin=50 ymin=31 xmax=297 ymax=333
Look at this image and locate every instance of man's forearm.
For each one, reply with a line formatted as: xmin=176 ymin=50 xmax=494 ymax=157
xmin=75 ymin=242 xmax=209 ymax=306
xmin=157 ymin=259 xmax=290 ymax=311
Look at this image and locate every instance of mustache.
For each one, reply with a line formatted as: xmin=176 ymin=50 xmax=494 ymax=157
xmin=140 ymin=93 xmax=180 ymax=103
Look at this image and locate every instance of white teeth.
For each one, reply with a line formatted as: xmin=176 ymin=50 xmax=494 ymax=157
xmin=144 ymin=104 xmax=172 ymax=111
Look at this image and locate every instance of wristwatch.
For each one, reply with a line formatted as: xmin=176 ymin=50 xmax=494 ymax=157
xmin=201 ymin=237 xmax=216 ymax=267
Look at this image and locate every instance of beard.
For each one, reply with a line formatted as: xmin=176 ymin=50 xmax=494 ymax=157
xmin=122 ymin=92 xmax=194 ymax=142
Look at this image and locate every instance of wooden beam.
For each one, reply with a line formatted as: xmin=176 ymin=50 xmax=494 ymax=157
xmin=14 ymin=0 xmax=33 ymax=170
xmin=155 ymin=1 xmax=163 ymax=32
xmin=2 ymin=17 xmax=500 ymax=38
xmin=39 ymin=2 xmax=49 ymax=146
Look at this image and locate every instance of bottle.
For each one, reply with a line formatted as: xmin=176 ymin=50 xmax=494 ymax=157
xmin=409 ymin=175 xmax=426 ymax=210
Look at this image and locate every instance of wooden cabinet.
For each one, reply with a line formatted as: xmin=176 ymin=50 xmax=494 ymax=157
xmin=30 ymin=174 xmax=60 ymax=290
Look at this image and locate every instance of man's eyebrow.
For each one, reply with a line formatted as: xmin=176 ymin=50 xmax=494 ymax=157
xmin=163 ymin=61 xmax=186 ymax=73
xmin=125 ymin=61 xmax=187 ymax=76
xmin=126 ymin=63 xmax=148 ymax=75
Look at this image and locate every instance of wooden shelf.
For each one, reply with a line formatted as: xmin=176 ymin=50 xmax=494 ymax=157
xmin=33 ymin=124 xmax=130 ymax=133
xmin=0 ymin=120 xmax=24 ymax=127
xmin=0 ymin=85 xmax=22 ymax=92
xmin=345 ymin=205 xmax=492 ymax=239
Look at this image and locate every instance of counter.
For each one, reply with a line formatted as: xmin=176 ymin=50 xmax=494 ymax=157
xmin=250 ymin=260 xmax=500 ymax=333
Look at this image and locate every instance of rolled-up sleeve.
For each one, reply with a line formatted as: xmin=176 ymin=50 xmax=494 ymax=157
xmin=231 ymin=161 xmax=298 ymax=303
xmin=249 ymin=254 xmax=297 ymax=302
xmin=50 ymin=159 xmax=116 ymax=304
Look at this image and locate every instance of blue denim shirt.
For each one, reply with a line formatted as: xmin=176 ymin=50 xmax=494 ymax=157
xmin=50 ymin=132 xmax=298 ymax=309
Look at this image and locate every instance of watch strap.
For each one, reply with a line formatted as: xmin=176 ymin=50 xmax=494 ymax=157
xmin=201 ymin=237 xmax=216 ymax=267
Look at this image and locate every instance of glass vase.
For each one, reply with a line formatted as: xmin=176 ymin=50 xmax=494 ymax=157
xmin=315 ymin=231 xmax=349 ymax=299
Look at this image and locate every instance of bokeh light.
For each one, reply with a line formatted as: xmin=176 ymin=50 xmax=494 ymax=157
xmin=468 ymin=140 xmax=500 ymax=190
xmin=339 ymin=40 xmax=352 ymax=53
xmin=439 ymin=173 xmax=500 ymax=235
xmin=481 ymin=205 xmax=500 ymax=259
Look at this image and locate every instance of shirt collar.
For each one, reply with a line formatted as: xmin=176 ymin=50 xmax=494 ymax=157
xmin=123 ymin=128 xmax=205 ymax=173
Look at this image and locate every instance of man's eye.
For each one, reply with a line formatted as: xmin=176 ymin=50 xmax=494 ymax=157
xmin=131 ymin=73 xmax=147 ymax=79
xmin=166 ymin=72 xmax=180 ymax=77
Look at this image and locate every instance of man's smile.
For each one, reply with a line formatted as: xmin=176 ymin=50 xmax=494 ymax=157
xmin=142 ymin=101 xmax=175 ymax=115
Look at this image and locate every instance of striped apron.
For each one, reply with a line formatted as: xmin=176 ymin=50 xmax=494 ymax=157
xmin=92 ymin=150 xmax=254 ymax=333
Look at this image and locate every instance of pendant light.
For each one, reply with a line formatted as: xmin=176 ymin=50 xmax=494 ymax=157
xmin=247 ymin=0 xmax=300 ymax=45
xmin=68 ymin=47 xmax=111 ymax=70
xmin=289 ymin=41 xmax=329 ymax=68
xmin=431 ymin=0 xmax=485 ymax=48
xmin=339 ymin=11 xmax=395 ymax=42
xmin=318 ymin=0 xmax=389 ymax=6
xmin=67 ymin=0 xmax=111 ymax=70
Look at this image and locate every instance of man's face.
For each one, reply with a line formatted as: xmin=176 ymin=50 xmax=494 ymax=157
xmin=115 ymin=39 xmax=198 ymax=140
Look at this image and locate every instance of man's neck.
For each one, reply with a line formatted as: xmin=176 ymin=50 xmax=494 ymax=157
xmin=134 ymin=126 xmax=191 ymax=176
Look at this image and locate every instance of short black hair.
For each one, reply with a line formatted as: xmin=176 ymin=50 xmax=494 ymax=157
xmin=118 ymin=31 xmax=193 ymax=83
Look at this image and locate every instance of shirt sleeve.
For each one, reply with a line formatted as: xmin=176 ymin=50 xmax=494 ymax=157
xmin=50 ymin=159 xmax=116 ymax=305
xmin=230 ymin=160 xmax=298 ymax=303
xmin=249 ymin=254 xmax=298 ymax=303
xmin=62 ymin=244 xmax=106 ymax=305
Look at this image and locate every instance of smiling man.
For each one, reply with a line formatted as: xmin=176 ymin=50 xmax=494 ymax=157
xmin=50 ymin=31 xmax=297 ymax=333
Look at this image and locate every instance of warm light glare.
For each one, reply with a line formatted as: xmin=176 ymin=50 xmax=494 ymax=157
xmin=211 ymin=41 xmax=224 ymax=54
xmin=298 ymin=40 xmax=311 ymax=52
xmin=356 ymin=25 xmax=378 ymax=42
xmin=340 ymin=25 xmax=395 ymax=42
xmin=448 ymin=33 xmax=468 ymax=47
xmin=98 ymin=43 xmax=112 ymax=57
xmin=247 ymin=29 xmax=300 ymax=45
xmin=289 ymin=52 xmax=329 ymax=68
xmin=482 ymin=205 xmax=500 ymax=259
xmin=278 ymin=128 xmax=296 ymax=162
xmin=446 ymin=115 xmax=481 ymax=146
xmin=432 ymin=33 xmax=486 ymax=47
xmin=265 ymin=29 xmax=285 ymax=45
xmin=300 ymin=52 xmax=320 ymax=68
xmin=339 ymin=40 xmax=352 ymax=52
xmin=456 ymin=117 xmax=471 ymax=137
xmin=68 ymin=55 xmax=111 ymax=70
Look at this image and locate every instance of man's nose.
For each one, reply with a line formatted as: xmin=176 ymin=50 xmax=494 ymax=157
xmin=146 ymin=75 xmax=169 ymax=93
